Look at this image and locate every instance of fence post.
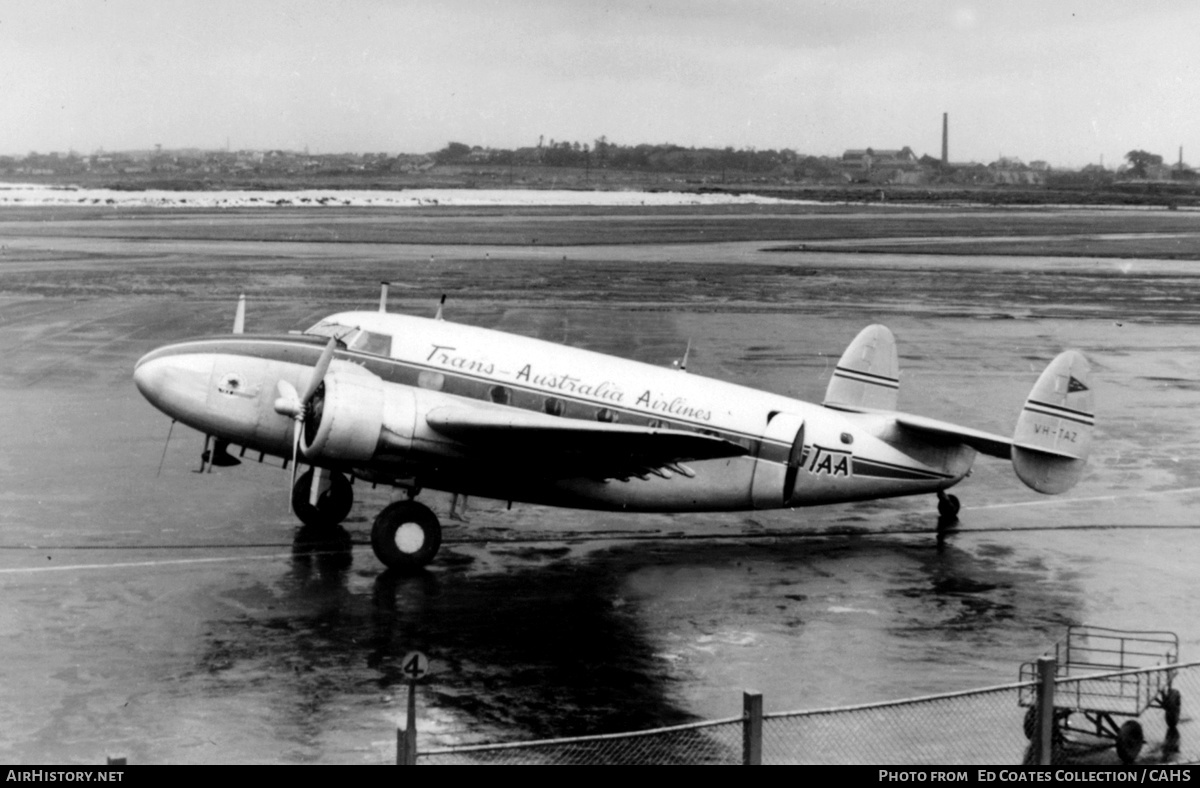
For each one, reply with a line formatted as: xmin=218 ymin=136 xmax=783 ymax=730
xmin=743 ymin=690 xmax=763 ymax=765
xmin=1034 ymin=656 xmax=1057 ymax=766
xmin=397 ymin=679 xmax=418 ymax=765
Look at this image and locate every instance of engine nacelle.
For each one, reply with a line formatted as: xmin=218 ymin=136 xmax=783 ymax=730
xmin=301 ymin=370 xmax=417 ymax=464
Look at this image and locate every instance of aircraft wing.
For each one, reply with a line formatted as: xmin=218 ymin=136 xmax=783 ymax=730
xmin=425 ymin=405 xmax=749 ymax=480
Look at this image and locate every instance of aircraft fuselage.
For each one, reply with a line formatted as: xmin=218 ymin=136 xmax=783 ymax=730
xmin=134 ymin=311 xmax=972 ymax=513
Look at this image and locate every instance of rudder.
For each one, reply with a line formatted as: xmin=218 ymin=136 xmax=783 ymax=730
xmin=823 ymin=324 xmax=900 ymax=411
xmin=1012 ymin=350 xmax=1094 ymax=494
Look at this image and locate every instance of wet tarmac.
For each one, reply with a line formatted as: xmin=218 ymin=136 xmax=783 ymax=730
xmin=2 ymin=208 xmax=1200 ymax=763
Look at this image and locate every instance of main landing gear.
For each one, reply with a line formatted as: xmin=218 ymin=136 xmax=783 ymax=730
xmin=371 ymin=500 xmax=443 ymax=571
xmin=291 ymin=468 xmax=354 ymax=528
xmin=289 ymin=469 xmax=443 ymax=571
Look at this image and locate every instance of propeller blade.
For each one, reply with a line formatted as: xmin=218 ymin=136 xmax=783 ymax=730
xmin=277 ymin=338 xmax=335 ymax=513
xmin=288 ymin=420 xmax=301 ymax=512
xmin=300 ymin=337 xmax=337 ymax=405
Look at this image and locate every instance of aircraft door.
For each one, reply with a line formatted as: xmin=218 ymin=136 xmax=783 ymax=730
xmin=750 ymin=412 xmax=806 ymax=509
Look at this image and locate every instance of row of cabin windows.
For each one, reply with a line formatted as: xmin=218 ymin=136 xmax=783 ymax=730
xmin=490 ymin=384 xmax=618 ymax=423
xmin=414 ymin=364 xmax=752 ymax=450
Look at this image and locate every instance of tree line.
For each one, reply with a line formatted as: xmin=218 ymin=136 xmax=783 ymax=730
xmin=434 ymin=138 xmax=833 ymax=175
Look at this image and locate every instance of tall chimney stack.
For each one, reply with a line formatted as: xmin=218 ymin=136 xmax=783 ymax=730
xmin=941 ymin=113 xmax=949 ymax=165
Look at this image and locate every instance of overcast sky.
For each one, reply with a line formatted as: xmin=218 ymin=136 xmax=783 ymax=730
xmin=3 ymin=0 xmax=1197 ymax=168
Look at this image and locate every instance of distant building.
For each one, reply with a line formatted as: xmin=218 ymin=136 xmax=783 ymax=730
xmin=841 ymin=147 xmax=919 ymax=173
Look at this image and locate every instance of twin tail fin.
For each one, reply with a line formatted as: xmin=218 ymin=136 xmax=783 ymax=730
xmin=1011 ymin=350 xmax=1094 ymax=494
xmin=823 ymin=324 xmax=900 ymax=411
xmin=824 ymin=325 xmax=1095 ymax=495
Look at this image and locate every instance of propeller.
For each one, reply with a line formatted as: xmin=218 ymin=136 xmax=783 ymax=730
xmin=273 ymin=337 xmax=338 ymax=508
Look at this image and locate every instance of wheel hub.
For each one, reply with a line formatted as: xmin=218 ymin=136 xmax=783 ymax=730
xmin=394 ymin=521 xmax=426 ymax=554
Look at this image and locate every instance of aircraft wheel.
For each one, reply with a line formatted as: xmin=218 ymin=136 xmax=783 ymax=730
xmin=1115 ymin=720 xmax=1144 ymax=764
xmin=1023 ymin=707 xmax=1038 ymax=740
xmin=292 ymin=469 xmax=353 ymax=528
xmin=937 ymin=491 xmax=961 ymax=519
xmin=1164 ymin=688 xmax=1182 ymax=729
xmin=372 ymin=501 xmax=442 ymax=570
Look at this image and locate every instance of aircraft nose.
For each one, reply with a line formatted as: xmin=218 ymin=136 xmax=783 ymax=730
xmin=133 ymin=350 xmax=214 ymax=421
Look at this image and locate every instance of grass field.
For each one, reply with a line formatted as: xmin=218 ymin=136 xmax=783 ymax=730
xmin=2 ymin=203 xmax=1199 ymax=325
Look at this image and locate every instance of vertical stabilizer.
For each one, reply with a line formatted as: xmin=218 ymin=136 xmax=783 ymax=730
xmin=823 ymin=324 xmax=900 ymax=411
xmin=1012 ymin=350 xmax=1094 ymax=493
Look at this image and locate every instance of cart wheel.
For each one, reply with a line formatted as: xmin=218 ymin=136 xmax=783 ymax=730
xmin=1115 ymin=720 xmax=1143 ymax=764
xmin=1164 ymin=689 xmax=1182 ymax=730
xmin=1023 ymin=707 xmax=1066 ymax=742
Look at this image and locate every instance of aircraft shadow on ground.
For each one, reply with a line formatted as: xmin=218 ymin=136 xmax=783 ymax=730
xmin=186 ymin=521 xmax=1083 ymax=755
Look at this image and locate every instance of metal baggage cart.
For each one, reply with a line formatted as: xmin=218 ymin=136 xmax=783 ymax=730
xmin=1019 ymin=626 xmax=1181 ymax=764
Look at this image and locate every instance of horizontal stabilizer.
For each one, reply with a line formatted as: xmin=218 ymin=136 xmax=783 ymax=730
xmin=893 ymin=413 xmax=1013 ymax=459
xmin=824 ymin=324 xmax=900 ymax=412
xmin=868 ymin=350 xmax=1094 ymax=495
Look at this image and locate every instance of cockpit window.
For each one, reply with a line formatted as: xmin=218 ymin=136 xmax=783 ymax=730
xmin=303 ymin=322 xmax=393 ymax=357
xmin=349 ymin=330 xmax=392 ymax=357
xmin=305 ymin=321 xmax=359 ymax=342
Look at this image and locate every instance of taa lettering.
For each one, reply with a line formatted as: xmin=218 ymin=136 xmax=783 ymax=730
xmin=807 ymin=446 xmax=852 ymax=477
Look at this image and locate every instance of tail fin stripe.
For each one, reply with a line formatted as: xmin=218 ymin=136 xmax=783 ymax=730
xmin=833 ymin=366 xmax=900 ymax=389
xmin=1024 ymin=400 xmax=1095 ymax=426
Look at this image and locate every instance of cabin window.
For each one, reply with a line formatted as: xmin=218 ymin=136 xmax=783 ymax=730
xmin=418 ymin=371 xmax=445 ymax=391
xmin=840 ymin=432 xmax=854 ymax=445
xmin=543 ymin=397 xmax=565 ymax=416
xmin=648 ymin=419 xmax=667 ymax=429
xmin=489 ymin=385 xmax=511 ymax=404
xmin=596 ymin=408 xmax=619 ymax=423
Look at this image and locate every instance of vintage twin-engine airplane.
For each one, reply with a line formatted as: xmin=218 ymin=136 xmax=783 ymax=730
xmin=133 ymin=287 xmax=1094 ymax=571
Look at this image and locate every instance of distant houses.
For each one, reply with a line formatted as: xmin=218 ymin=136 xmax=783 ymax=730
xmin=0 ymin=142 xmax=1194 ymax=187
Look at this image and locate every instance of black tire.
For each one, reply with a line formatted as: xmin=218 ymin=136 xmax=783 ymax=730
xmin=1115 ymin=720 xmax=1143 ymax=764
xmin=1164 ymin=688 xmax=1182 ymax=730
xmin=371 ymin=501 xmax=442 ymax=570
xmin=1023 ymin=706 xmax=1038 ymax=740
xmin=292 ymin=469 xmax=353 ymax=528
xmin=937 ymin=492 xmax=961 ymax=519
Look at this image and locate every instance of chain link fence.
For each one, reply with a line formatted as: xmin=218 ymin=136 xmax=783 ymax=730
xmin=412 ymin=659 xmax=1200 ymax=765
xmin=418 ymin=717 xmax=746 ymax=765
